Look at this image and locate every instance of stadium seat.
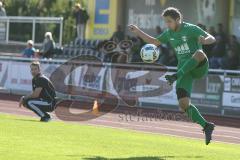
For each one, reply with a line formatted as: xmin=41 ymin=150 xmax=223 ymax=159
xmin=60 ymin=38 xmax=108 ymax=61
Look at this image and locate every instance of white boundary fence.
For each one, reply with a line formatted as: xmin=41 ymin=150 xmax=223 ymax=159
xmin=0 ymin=16 xmax=63 ymax=46
xmin=0 ymin=56 xmax=239 ymax=117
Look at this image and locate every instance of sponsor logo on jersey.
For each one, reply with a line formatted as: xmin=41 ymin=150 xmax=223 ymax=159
xmin=182 ymin=36 xmax=187 ymax=42
xmin=174 ymin=43 xmax=190 ymax=54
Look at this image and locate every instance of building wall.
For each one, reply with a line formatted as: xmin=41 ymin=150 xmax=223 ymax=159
xmin=121 ymin=0 xmax=230 ymax=36
xmin=84 ymin=0 xmax=230 ymax=39
xmin=85 ymin=0 xmax=118 ymax=40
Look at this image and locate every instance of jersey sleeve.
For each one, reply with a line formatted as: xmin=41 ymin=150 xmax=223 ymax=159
xmin=191 ymin=25 xmax=208 ymax=38
xmin=156 ymin=30 xmax=169 ymax=44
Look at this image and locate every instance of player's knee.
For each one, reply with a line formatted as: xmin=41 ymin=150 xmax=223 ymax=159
xmin=179 ymin=101 xmax=189 ymax=111
xmin=178 ymin=97 xmax=190 ymax=112
xmin=193 ymin=51 xmax=206 ymax=62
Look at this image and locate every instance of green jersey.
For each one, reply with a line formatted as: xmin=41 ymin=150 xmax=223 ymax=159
xmin=156 ymin=22 xmax=208 ymax=67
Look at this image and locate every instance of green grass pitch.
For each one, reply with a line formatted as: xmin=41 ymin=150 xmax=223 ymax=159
xmin=0 ymin=114 xmax=239 ymax=160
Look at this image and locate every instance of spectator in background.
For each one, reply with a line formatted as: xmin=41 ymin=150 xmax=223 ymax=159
xmin=130 ymin=36 xmax=145 ymax=62
xmin=0 ymin=1 xmax=6 ymax=16
xmin=217 ymin=23 xmax=227 ymax=50
xmin=209 ymin=35 xmax=226 ymax=69
xmin=209 ymin=26 xmax=217 ymax=37
xmin=73 ymin=3 xmax=89 ymax=39
xmin=111 ymin=25 xmax=125 ymax=43
xmin=197 ymin=23 xmax=207 ymax=31
xmin=155 ymin=26 xmax=162 ymax=35
xmin=209 ymin=24 xmax=227 ymax=69
xmin=203 ymin=25 xmax=207 ymax=31
xmin=164 ymin=49 xmax=177 ymax=66
xmin=203 ymin=26 xmax=217 ymax=58
xmin=222 ymin=49 xmax=239 ymax=70
xmin=228 ymin=35 xmax=240 ymax=54
xmin=124 ymin=35 xmax=131 ymax=41
xmin=38 ymin=32 xmax=55 ymax=59
xmin=22 ymin=40 xmax=35 ymax=58
xmin=197 ymin=23 xmax=204 ymax=29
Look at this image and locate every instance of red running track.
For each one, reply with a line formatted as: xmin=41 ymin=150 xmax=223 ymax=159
xmin=0 ymin=93 xmax=240 ymax=145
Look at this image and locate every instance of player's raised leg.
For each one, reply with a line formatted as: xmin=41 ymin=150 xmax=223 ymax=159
xmin=177 ymin=50 xmax=206 ymax=79
xmin=165 ymin=50 xmax=208 ymax=85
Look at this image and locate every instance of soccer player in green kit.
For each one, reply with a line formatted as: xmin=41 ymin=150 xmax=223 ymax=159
xmin=129 ymin=7 xmax=216 ymax=145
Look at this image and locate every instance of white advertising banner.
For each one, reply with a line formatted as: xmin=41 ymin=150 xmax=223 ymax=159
xmin=222 ymin=92 xmax=240 ymax=108
xmin=139 ymin=72 xmax=178 ymax=105
xmin=1 ymin=58 xmax=238 ymax=111
xmin=5 ymin=61 xmax=60 ymax=92
xmin=5 ymin=61 xmax=32 ymax=91
xmin=104 ymin=68 xmax=177 ymax=106
xmin=65 ymin=64 xmax=106 ymax=91
xmin=0 ymin=60 xmax=9 ymax=88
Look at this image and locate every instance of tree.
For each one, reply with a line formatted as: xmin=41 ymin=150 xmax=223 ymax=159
xmin=4 ymin=0 xmax=87 ymax=44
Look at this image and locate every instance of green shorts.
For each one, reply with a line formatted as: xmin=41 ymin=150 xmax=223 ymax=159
xmin=176 ymin=60 xmax=209 ymax=96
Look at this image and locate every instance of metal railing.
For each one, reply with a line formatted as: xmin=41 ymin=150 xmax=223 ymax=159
xmin=0 ymin=56 xmax=239 ymax=118
xmin=0 ymin=55 xmax=239 ymax=75
xmin=0 ymin=16 xmax=63 ymax=46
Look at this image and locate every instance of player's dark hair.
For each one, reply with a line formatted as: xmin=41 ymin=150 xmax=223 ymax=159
xmin=30 ymin=61 xmax=40 ymax=69
xmin=162 ymin=7 xmax=182 ymax=20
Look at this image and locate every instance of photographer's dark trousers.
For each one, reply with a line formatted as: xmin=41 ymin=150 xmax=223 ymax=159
xmin=23 ymin=98 xmax=56 ymax=118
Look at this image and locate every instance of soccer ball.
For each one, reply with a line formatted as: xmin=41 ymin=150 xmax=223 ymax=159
xmin=140 ymin=44 xmax=160 ymax=63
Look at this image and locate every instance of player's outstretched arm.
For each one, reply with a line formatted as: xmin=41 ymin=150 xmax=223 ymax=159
xmin=128 ymin=24 xmax=161 ymax=46
xmin=199 ymin=34 xmax=216 ymax=45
